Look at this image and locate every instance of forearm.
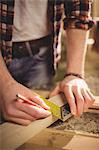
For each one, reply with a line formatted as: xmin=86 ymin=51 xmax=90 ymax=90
xmin=0 ymin=52 xmax=14 ymax=88
xmin=66 ymin=29 xmax=89 ymax=76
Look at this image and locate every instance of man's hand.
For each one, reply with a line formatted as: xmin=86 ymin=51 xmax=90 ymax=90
xmin=49 ymin=76 xmax=95 ymax=116
xmin=0 ymin=80 xmax=51 ymax=125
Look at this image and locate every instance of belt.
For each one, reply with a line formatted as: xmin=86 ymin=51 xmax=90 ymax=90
xmin=12 ymin=35 xmax=52 ymax=58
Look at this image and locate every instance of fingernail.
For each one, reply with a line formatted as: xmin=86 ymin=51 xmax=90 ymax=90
xmin=71 ymin=111 xmax=76 ymax=116
xmin=34 ymin=95 xmax=42 ymax=100
xmin=45 ymin=105 xmax=50 ymax=109
xmin=43 ymin=103 xmax=50 ymax=110
xmin=47 ymin=110 xmax=52 ymax=115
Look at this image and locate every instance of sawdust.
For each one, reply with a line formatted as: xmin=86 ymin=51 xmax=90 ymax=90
xmin=50 ymin=113 xmax=99 ymax=135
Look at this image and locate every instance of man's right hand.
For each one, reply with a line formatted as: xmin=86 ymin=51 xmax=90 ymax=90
xmin=0 ymin=80 xmax=51 ymax=125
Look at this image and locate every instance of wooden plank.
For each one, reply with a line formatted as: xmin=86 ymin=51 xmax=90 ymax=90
xmin=17 ymin=128 xmax=99 ymax=150
xmin=93 ymin=17 xmax=99 ymax=21
xmin=64 ymin=135 xmax=99 ymax=150
xmin=0 ymin=94 xmax=99 ymax=150
xmin=90 ymin=96 xmax=99 ymax=109
xmin=34 ymin=90 xmax=99 ymax=109
xmin=34 ymin=90 xmax=99 ymax=110
xmin=0 ymin=116 xmax=57 ymax=150
xmin=0 ymin=90 xmax=53 ymax=150
xmin=87 ymin=108 xmax=99 ymax=114
xmin=87 ymin=96 xmax=99 ymax=114
xmin=92 ymin=0 xmax=99 ymax=18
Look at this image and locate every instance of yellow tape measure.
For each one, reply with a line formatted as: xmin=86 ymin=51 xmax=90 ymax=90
xmin=41 ymin=96 xmax=62 ymax=119
xmin=40 ymin=94 xmax=72 ymax=121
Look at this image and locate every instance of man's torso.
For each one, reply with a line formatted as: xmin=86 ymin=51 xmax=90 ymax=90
xmin=12 ymin=0 xmax=51 ymax=42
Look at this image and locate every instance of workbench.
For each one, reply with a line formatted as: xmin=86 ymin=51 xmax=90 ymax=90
xmin=0 ymin=91 xmax=99 ymax=150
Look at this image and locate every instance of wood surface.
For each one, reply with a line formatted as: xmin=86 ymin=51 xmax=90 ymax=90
xmin=0 ymin=116 xmax=57 ymax=150
xmin=91 ymin=96 xmax=99 ymax=109
xmin=87 ymin=96 xmax=99 ymax=113
xmin=0 ymin=94 xmax=99 ymax=150
xmin=17 ymin=128 xmax=99 ymax=150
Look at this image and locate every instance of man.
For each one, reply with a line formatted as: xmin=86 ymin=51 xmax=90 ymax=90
xmin=0 ymin=0 xmax=95 ymax=125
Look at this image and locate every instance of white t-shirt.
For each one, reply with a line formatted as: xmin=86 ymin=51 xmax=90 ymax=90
xmin=12 ymin=0 xmax=51 ymax=42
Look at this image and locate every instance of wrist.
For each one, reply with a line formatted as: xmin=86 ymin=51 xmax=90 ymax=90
xmin=66 ymin=67 xmax=84 ymax=75
xmin=64 ymin=72 xmax=84 ymax=79
xmin=66 ymin=68 xmax=85 ymax=77
xmin=66 ymin=57 xmax=85 ymax=76
xmin=1 ymin=77 xmax=16 ymax=93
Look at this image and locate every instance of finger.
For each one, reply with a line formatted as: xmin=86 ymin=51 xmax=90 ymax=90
xmin=63 ymin=85 xmax=77 ymax=116
xmin=73 ymin=87 xmax=84 ymax=116
xmin=81 ymin=89 xmax=94 ymax=111
xmin=17 ymin=102 xmax=51 ymax=119
xmin=13 ymin=103 xmax=36 ymax=121
xmin=87 ymin=90 xmax=95 ymax=103
xmin=5 ymin=103 xmax=36 ymax=121
xmin=6 ymin=117 xmax=32 ymax=126
xmin=49 ymin=85 xmax=60 ymax=98
xmin=28 ymin=95 xmax=50 ymax=110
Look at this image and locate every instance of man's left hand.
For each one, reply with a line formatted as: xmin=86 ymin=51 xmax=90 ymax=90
xmin=49 ymin=76 xmax=95 ymax=116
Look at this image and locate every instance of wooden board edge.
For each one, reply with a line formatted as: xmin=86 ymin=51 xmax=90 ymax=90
xmin=1 ymin=116 xmax=57 ymax=150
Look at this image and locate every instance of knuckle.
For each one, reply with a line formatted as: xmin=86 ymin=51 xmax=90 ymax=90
xmin=68 ymin=97 xmax=75 ymax=104
xmin=79 ymin=97 xmax=84 ymax=102
xmin=64 ymin=85 xmax=71 ymax=91
xmin=87 ymin=98 xmax=94 ymax=105
xmin=64 ymin=84 xmax=70 ymax=88
xmin=86 ymin=98 xmax=91 ymax=103
xmin=34 ymin=96 xmax=44 ymax=105
xmin=74 ymin=86 xmax=78 ymax=90
xmin=38 ymin=99 xmax=44 ymax=105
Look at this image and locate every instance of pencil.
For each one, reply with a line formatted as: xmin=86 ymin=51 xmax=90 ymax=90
xmin=16 ymin=93 xmax=40 ymax=107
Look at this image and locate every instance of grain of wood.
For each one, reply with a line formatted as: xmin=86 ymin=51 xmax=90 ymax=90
xmin=0 ymin=116 xmax=57 ymax=150
xmin=0 ymin=94 xmax=99 ymax=150
xmin=17 ymin=128 xmax=99 ymax=150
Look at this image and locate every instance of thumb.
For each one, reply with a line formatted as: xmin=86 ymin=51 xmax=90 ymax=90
xmin=49 ymin=85 xmax=60 ymax=98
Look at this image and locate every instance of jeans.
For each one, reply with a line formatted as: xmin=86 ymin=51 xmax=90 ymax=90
xmin=8 ymin=35 xmax=55 ymax=90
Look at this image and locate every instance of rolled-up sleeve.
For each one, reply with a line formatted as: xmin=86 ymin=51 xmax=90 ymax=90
xmin=63 ymin=0 xmax=95 ymax=30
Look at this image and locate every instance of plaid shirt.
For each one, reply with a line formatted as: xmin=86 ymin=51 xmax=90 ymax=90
xmin=0 ymin=0 xmax=94 ymax=67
